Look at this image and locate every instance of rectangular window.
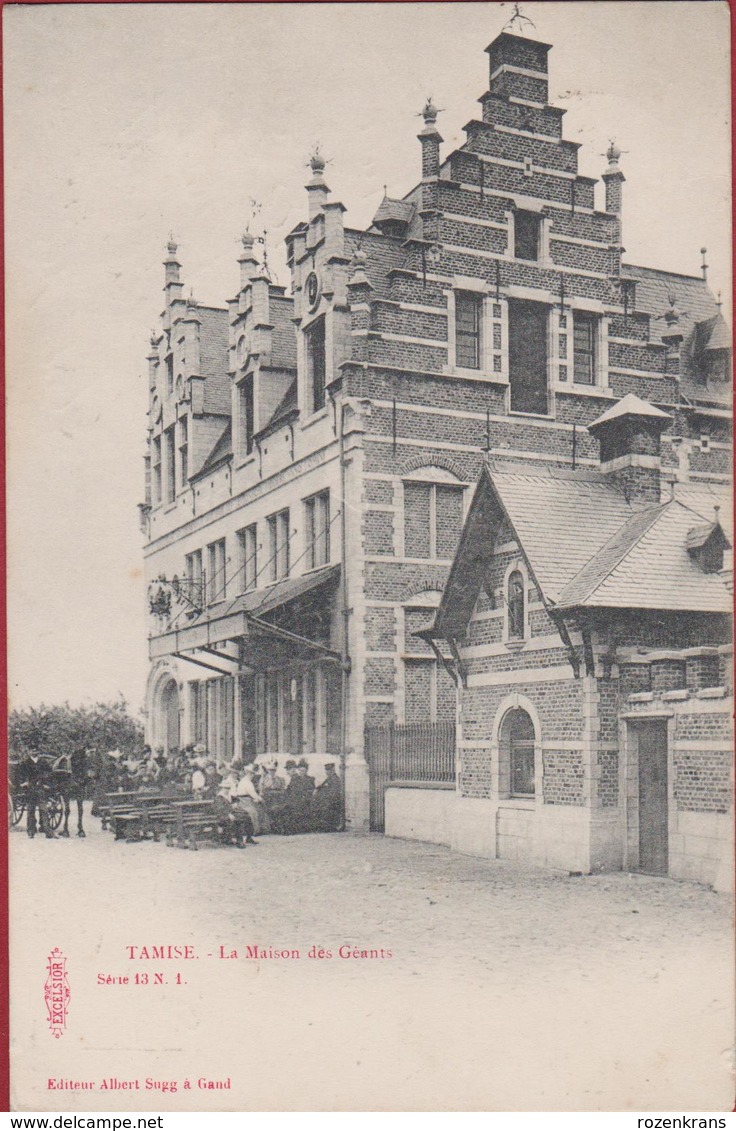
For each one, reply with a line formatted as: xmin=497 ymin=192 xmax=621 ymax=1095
xmin=514 ymin=210 xmax=540 ymax=261
xmin=305 ymin=318 xmax=326 ymax=413
xmin=206 ymin=538 xmax=227 ymax=604
xmin=151 ymin=436 xmax=162 ymax=505
xmin=184 ymin=550 xmax=203 ymax=611
xmin=190 ymin=681 xmax=208 ymax=747
xmin=237 ymin=523 xmax=258 ymax=592
xmin=178 ymin=416 xmax=188 ymax=488
xmin=404 ymin=482 xmax=464 ymax=560
xmin=267 ymin=509 xmax=290 ymax=581
xmin=573 ymin=312 xmax=597 ymax=385
xmin=164 ymin=425 xmax=176 ymax=502
xmin=238 ymin=376 xmax=255 ymax=456
xmin=508 ymin=300 xmax=549 ymax=414
xmin=304 ymin=490 xmax=330 ymax=569
xmin=455 ymin=292 xmax=482 ymax=369
xmin=166 ymin=354 xmax=174 ymax=395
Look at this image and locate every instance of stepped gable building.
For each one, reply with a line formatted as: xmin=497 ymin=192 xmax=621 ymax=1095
xmin=141 ymin=27 xmax=731 ymax=855
xmin=418 ymin=396 xmax=732 ymax=885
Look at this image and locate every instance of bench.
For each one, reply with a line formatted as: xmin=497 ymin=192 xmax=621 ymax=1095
xmin=165 ymin=800 xmax=225 ymax=850
xmin=110 ymin=796 xmax=174 ymax=842
xmin=97 ymin=791 xmax=145 ymax=830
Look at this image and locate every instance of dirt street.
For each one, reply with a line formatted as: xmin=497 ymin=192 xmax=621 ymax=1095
xmin=9 ymin=822 xmax=734 ymax=1112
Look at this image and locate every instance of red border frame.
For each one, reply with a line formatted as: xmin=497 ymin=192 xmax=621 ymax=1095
xmin=0 ymin=0 xmax=733 ymax=1115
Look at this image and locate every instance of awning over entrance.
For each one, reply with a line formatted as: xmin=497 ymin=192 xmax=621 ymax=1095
xmin=149 ymin=564 xmax=341 ymax=666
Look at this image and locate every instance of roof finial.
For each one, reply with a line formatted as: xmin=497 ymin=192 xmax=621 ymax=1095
xmin=714 ymin=504 xmax=721 ymax=523
xmin=420 ymin=97 xmax=442 ymax=127
xmin=166 ymin=232 xmax=177 ymax=256
xmin=308 ymin=144 xmax=327 ymax=176
xmin=700 ymin=247 xmax=708 ymax=282
xmin=503 ymin=3 xmax=536 ymax=35
xmin=717 ymin=290 xmax=722 ymax=309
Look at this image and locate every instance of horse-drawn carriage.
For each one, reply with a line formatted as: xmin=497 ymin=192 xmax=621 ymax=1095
xmin=8 ymin=755 xmax=68 ymax=831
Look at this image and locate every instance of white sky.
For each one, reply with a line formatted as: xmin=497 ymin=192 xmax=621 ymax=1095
xmin=5 ymin=1 xmax=731 ymax=715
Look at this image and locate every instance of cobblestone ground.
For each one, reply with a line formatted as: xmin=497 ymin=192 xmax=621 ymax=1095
xmin=10 ymin=821 xmax=734 ymax=1112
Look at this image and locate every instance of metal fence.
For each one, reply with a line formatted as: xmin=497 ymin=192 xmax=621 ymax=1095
xmin=365 ymin=721 xmax=456 ymax=832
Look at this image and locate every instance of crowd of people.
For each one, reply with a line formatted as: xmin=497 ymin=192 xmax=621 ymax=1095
xmin=11 ymin=742 xmax=344 ymax=842
xmin=94 ymin=744 xmax=344 ymax=839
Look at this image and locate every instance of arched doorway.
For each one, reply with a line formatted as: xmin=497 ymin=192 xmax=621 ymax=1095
xmin=160 ymin=679 xmax=180 ymax=753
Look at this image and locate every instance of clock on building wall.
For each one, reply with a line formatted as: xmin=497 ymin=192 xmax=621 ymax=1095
xmin=305 ymin=271 xmax=321 ymax=312
xmin=236 ymin=334 xmax=250 ymax=366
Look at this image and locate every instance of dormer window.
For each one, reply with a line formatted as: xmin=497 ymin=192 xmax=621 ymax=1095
xmin=305 ymin=317 xmax=326 ymax=413
xmin=686 ymin=520 xmax=730 ymax=574
xmin=514 ymin=210 xmax=540 ymax=261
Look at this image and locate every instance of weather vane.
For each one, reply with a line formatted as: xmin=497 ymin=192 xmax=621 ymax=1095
xmin=504 ymin=3 xmax=536 ymax=34
xmin=245 ymin=198 xmax=262 ymax=234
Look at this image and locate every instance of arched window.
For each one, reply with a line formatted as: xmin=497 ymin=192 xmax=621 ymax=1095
xmin=507 ymin=569 xmax=525 ymax=640
xmin=499 ymin=708 xmax=536 ymax=798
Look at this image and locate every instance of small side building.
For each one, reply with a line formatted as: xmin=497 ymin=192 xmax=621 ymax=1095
xmin=395 ymin=394 xmax=733 ymax=886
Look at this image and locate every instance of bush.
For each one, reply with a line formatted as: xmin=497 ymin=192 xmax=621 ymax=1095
xmin=9 ymin=700 xmax=144 ymax=760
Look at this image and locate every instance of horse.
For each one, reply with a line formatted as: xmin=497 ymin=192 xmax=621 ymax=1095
xmin=51 ymin=750 xmax=94 ymax=838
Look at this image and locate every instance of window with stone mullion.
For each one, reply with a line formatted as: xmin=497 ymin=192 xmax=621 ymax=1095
xmin=455 ymin=292 xmax=482 ymax=369
xmin=573 ymin=313 xmax=596 ymax=385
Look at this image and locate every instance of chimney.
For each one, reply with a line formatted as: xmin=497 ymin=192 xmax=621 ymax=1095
xmin=306 ymin=151 xmax=330 ymax=219
xmin=163 ymin=238 xmax=184 ymax=308
xmin=485 ymin=31 xmax=551 ymax=105
xmin=602 ymin=142 xmax=625 ymax=275
xmin=417 ymin=98 xmax=443 ymax=180
xmin=588 ymin=394 xmax=671 ymax=506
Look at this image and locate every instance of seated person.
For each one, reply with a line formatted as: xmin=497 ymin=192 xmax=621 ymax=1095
xmin=212 ymin=786 xmax=257 ymax=848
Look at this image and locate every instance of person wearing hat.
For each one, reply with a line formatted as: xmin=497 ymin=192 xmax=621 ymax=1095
xmin=310 ymin=762 xmax=343 ymax=832
xmin=20 ymin=749 xmax=55 ymax=839
xmin=282 ymin=758 xmax=315 ymax=835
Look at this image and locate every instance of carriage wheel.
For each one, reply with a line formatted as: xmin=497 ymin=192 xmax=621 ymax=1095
xmin=10 ymin=795 xmax=25 ymax=827
xmin=45 ymin=791 xmax=65 ymax=831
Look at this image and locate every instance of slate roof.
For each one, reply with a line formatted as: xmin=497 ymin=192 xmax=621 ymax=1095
xmin=622 ymin=263 xmax=731 ymax=408
xmin=486 ymin=461 xmax=633 ymax=603
xmin=193 ymin=421 xmax=231 ymax=479
xmin=372 ymin=196 xmax=415 ymax=228
xmin=557 ymin=500 xmax=731 ymax=612
xmin=431 ymin=457 xmax=732 ymax=637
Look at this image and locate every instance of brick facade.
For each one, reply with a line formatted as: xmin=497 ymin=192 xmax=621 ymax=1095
xmin=142 ymin=25 xmax=731 ymax=858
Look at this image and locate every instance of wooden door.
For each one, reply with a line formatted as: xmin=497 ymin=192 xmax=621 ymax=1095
xmin=508 ymin=301 xmax=549 ymax=415
xmin=637 ymin=720 xmax=669 ymax=875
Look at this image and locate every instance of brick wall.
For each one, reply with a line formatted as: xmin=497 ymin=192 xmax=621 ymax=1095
xmin=365 ymin=606 xmax=396 ymax=651
xmin=597 ymin=750 xmax=619 ymax=808
xmin=363 ymin=510 xmax=395 ymax=556
xmin=364 ymin=657 xmax=396 ymax=697
xmin=542 ymin=750 xmax=585 ymax=805
xmin=673 ymin=748 xmax=731 ymax=813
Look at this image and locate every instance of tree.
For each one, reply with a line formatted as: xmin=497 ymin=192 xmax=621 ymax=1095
xmin=8 ymin=700 xmax=144 ymax=760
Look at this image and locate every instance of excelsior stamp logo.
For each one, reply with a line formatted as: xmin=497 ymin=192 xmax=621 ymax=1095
xmin=45 ymin=948 xmax=70 ymax=1038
